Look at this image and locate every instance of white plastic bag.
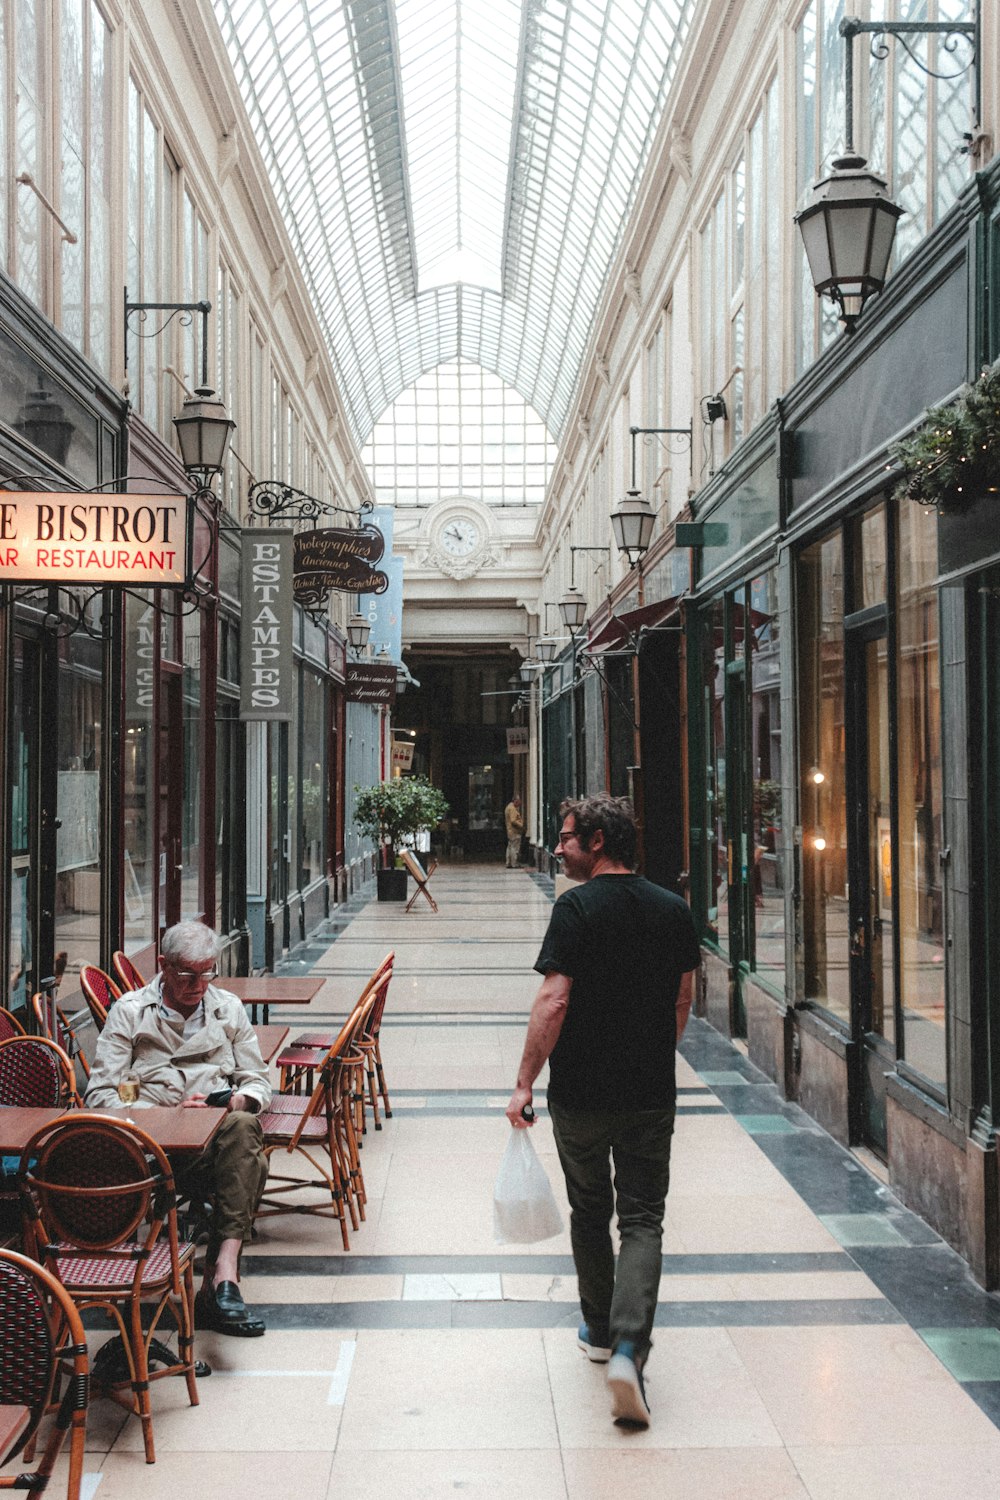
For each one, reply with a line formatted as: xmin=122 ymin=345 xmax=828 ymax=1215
xmin=492 ymin=1129 xmax=563 ymax=1244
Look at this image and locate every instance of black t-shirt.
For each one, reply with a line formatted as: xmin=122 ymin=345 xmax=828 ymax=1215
xmin=534 ymin=874 xmax=701 ymax=1111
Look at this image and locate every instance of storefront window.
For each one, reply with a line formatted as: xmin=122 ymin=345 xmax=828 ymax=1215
xmin=123 ymin=592 xmax=156 ymax=949
xmin=855 ymin=503 xmax=888 ymax=608
xmin=799 ymin=532 xmax=849 ymax=1022
xmin=704 ymin=599 xmax=727 ymax=950
xmin=181 ymin=606 xmax=202 ymax=918
xmin=54 ymin=629 xmax=103 ymax=982
xmin=750 ymin=571 xmax=783 ymax=984
xmin=299 ymin=668 xmax=326 ymax=888
xmin=896 ymin=502 xmax=945 ymax=1091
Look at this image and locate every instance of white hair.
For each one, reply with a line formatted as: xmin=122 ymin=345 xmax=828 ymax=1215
xmin=160 ymin=921 xmax=220 ymax=966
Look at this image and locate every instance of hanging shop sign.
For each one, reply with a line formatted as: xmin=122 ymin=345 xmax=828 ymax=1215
xmin=346 ymin=661 xmax=397 ymax=706
xmin=391 ymin=739 xmax=415 ymax=772
xmin=240 ymin=529 xmax=294 ymax=721
xmin=0 ymin=491 xmax=187 ymax=586
xmin=292 ymin=524 xmax=389 ymax=611
xmin=506 ymin=726 xmax=530 ymax=755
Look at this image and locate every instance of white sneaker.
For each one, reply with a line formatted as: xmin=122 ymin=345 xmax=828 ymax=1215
xmin=577 ymin=1323 xmax=611 ymax=1362
xmin=607 ymin=1344 xmax=650 ymax=1429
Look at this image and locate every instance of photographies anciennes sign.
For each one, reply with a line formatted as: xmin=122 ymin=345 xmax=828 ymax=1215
xmin=292 ymin=524 xmax=389 ymax=610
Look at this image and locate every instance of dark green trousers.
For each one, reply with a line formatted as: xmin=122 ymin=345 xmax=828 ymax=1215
xmin=175 ymin=1109 xmax=268 ymax=1264
xmin=548 ymin=1101 xmax=675 ymax=1361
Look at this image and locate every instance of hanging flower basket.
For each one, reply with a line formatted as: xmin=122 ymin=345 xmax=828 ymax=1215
xmin=890 ymin=362 xmax=1000 ymax=512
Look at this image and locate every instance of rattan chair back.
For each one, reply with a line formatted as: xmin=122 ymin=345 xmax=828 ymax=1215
xmin=79 ymin=966 xmax=122 ymax=1031
xmin=0 ymin=1005 xmax=26 ymax=1042
xmin=0 ymin=1035 xmax=81 ymax=1108
xmin=111 ymin=951 xmax=146 ymax=992
xmin=0 ymin=1248 xmax=89 ymax=1497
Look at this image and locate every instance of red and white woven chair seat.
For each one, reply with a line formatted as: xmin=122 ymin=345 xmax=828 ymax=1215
xmin=54 ymin=1238 xmax=194 ymax=1290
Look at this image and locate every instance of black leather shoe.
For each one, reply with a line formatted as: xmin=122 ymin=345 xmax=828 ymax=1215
xmin=195 ymin=1281 xmax=266 ymax=1337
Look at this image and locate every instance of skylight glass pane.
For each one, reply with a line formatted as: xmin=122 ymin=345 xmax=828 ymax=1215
xmin=362 ymin=362 xmax=557 ymax=508
xmin=213 ymin=0 xmax=698 ymax=446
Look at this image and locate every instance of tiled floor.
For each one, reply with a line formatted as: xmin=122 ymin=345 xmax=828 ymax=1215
xmin=8 ymin=864 xmax=1000 ymax=1499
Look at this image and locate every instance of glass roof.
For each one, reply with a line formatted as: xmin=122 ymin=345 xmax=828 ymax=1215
xmin=213 ymin=0 xmax=697 ymax=446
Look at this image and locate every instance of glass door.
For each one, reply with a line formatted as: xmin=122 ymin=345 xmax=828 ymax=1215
xmin=158 ymin=669 xmax=183 ymax=933
xmin=8 ymin=635 xmax=39 ymax=1014
xmin=846 ymin=621 xmax=896 ymax=1154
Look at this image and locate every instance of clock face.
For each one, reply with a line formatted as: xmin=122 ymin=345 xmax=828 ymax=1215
xmin=439 ymin=517 xmax=481 ymax=557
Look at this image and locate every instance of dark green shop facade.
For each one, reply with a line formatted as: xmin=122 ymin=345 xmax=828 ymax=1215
xmin=684 ymin=160 xmax=1000 ymax=1288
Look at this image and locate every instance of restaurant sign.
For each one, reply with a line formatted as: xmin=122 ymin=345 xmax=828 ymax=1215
xmin=346 ymin=661 xmax=397 ymax=706
xmin=0 ymin=491 xmax=187 ymax=586
xmin=240 ymin=530 xmax=294 ymax=721
xmin=293 ymin=524 xmax=389 ymax=610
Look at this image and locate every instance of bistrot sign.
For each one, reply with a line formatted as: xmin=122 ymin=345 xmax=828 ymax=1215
xmin=240 ymin=530 xmax=294 ymax=720
xmin=0 ymin=491 xmax=187 ymax=586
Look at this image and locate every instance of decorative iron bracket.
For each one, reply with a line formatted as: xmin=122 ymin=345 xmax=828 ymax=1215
xmin=124 ymin=290 xmax=212 ymax=384
xmin=247 ymin=479 xmax=373 ymax=527
xmin=840 ymin=10 xmax=980 ymax=150
xmin=630 ymin=424 xmax=693 ymax=485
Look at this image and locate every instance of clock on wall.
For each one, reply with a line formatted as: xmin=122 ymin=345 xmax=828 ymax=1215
xmin=438 ymin=516 xmax=482 ymax=557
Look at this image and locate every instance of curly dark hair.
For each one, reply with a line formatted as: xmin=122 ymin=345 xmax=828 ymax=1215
xmin=560 ymin=794 xmax=637 ymax=867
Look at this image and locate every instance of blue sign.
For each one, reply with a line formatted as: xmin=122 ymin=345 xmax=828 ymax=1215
xmin=357 ymin=505 xmax=402 ymax=660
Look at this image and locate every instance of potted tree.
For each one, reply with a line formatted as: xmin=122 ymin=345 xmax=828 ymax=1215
xmin=353 ymin=776 xmax=449 ymax=901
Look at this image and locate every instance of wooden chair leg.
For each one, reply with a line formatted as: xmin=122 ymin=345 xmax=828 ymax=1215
xmin=374 ymin=1036 xmax=392 ymax=1119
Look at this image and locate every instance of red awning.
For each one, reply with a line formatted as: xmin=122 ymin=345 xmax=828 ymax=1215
xmin=586 ymin=596 xmax=680 ymax=655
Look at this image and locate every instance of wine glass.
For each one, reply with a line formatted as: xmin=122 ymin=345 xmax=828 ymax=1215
xmin=117 ymin=1072 xmax=140 ymax=1122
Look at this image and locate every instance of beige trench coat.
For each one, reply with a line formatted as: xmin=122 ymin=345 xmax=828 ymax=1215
xmin=85 ymin=979 xmax=272 ymax=1113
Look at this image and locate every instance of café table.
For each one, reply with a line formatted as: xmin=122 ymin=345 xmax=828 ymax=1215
xmin=218 ymin=975 xmax=324 ymax=1024
xmin=0 ymin=1404 xmax=30 ymax=1464
xmin=0 ymin=1104 xmax=227 ymax=1157
xmin=253 ymin=1023 xmax=289 ymax=1064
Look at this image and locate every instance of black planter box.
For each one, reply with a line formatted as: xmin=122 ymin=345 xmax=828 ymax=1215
xmin=377 ymin=868 xmax=408 ymax=902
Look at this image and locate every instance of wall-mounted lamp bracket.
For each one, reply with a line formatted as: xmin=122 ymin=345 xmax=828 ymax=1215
xmin=629 ymin=424 xmax=693 ymax=485
xmin=569 ymin=544 xmax=611 ymax=590
xmin=839 ymin=12 xmax=979 ymax=152
xmin=124 ymin=290 xmax=212 ymax=386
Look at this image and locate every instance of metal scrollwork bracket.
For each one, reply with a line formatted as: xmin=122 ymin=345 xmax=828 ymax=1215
xmin=247 ymin=479 xmax=373 ymax=527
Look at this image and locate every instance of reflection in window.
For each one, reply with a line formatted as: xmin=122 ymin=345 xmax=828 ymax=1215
xmin=299 ymin=669 xmax=326 ymax=889
xmin=123 ymin=593 xmax=157 ymax=950
xmin=750 ymin=572 xmax=783 ymax=982
xmin=896 ymin=501 xmax=945 ymax=1091
xmin=799 ymin=532 xmax=849 ymax=1022
xmin=55 ymin=625 xmax=104 ymax=990
xmin=704 ymin=600 xmax=727 ymax=952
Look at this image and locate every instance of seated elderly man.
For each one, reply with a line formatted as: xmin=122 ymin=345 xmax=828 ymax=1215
xmin=86 ymin=921 xmax=271 ymax=1338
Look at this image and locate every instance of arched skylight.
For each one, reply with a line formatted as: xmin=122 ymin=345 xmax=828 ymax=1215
xmin=212 ymin=0 xmax=697 ymax=445
xmin=362 ymin=363 xmax=558 ymax=507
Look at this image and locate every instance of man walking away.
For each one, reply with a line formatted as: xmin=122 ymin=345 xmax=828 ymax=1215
xmin=504 ymin=794 xmax=524 ymax=868
xmin=506 ymin=794 xmax=700 ymax=1429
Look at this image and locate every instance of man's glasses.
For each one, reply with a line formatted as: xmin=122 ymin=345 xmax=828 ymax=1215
xmin=170 ymin=965 xmax=218 ymax=982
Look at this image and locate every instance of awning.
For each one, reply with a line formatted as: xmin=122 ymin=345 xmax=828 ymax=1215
xmin=586 ymin=596 xmax=681 ymax=656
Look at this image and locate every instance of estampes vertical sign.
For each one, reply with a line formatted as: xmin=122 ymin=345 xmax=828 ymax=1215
xmin=240 ymin=530 xmax=294 ymax=721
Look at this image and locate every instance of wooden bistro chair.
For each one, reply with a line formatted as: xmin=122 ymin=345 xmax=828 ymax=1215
xmin=0 ymin=1248 xmax=90 ymax=1500
xmin=18 ymin=1114 xmax=199 ymax=1466
xmin=258 ymin=989 xmax=378 ymax=1251
xmin=401 ymin=848 xmax=439 ymax=912
xmin=31 ymin=991 xmax=90 ymax=1080
xmin=79 ymin=965 xmax=122 ymax=1033
xmin=111 ymin=951 xmax=146 ymax=993
xmin=276 ymin=953 xmax=394 ymax=1104
xmin=0 ymin=1035 xmax=82 ymax=1109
